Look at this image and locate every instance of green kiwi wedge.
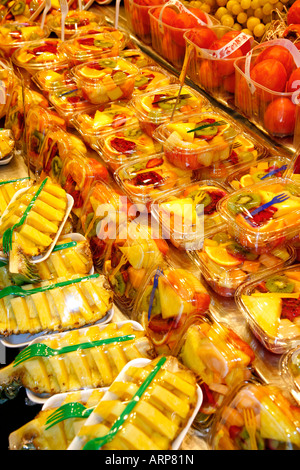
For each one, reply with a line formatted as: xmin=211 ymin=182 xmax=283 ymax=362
xmin=227 ymin=191 xmax=261 ymax=214
xmin=265 ymin=275 xmax=295 ymax=293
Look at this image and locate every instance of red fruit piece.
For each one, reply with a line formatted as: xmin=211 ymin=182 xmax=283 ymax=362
xmin=112 ymin=113 xmax=127 ymax=129
xmin=287 ymin=0 xmax=300 ymax=25
xmin=133 ymin=171 xmax=164 ymax=186
xmin=287 ymin=67 xmax=300 ymax=92
xmin=250 ymin=59 xmax=287 ymax=93
xmin=255 ymin=45 xmax=295 ymax=78
xmin=264 ymin=97 xmax=296 ymax=136
xmin=188 ymin=7 xmax=208 ymax=24
xmin=186 ymin=27 xmax=217 ymax=49
xmin=281 ymin=298 xmax=300 ymax=321
xmin=283 ymin=24 xmax=300 ymax=49
xmin=110 ymin=137 xmax=136 ymax=154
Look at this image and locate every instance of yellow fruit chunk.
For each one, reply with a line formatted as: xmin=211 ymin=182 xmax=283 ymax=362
xmin=241 ymin=295 xmax=281 ymax=338
xmin=240 ymin=174 xmax=254 ymax=187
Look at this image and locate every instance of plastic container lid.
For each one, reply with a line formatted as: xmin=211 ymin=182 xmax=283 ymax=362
xmin=48 ymin=85 xmax=99 ymax=121
xmin=150 ymin=180 xmax=229 ymax=251
xmin=12 ymin=38 xmax=68 ymax=73
xmin=119 ymin=48 xmax=155 ymax=68
xmin=76 ymin=25 xmax=129 ymax=51
xmin=46 ymin=10 xmax=105 ymax=39
xmin=0 ymin=59 xmax=16 ymax=119
xmin=59 ymin=32 xmax=119 ymax=65
xmin=217 ymin=177 xmax=300 ymax=253
xmin=236 ymin=264 xmax=300 ymax=354
xmin=132 ymin=66 xmax=177 ymax=96
xmin=0 ymin=22 xmax=50 ymax=57
xmin=211 ymin=379 xmax=300 ymax=450
xmin=281 ymin=345 xmax=300 ymax=402
xmin=32 ymin=65 xmax=76 ymax=94
xmin=191 ymin=227 xmax=296 ymax=298
xmin=153 ymin=110 xmax=241 ymax=171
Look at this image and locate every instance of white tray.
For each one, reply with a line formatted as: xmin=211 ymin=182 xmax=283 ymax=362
xmin=25 ymin=320 xmax=144 ymax=404
xmin=41 ymin=387 xmax=109 ymax=411
xmin=0 ymin=152 xmax=14 ymax=166
xmin=68 ymin=357 xmax=203 ymax=451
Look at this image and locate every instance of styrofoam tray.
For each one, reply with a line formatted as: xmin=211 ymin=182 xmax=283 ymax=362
xmin=41 ymin=387 xmax=109 ymax=411
xmin=25 ymin=320 xmax=144 ymax=404
xmin=0 ymin=151 xmax=14 ymax=166
xmin=0 ymin=232 xmax=96 ymax=348
xmin=68 ymin=357 xmax=203 ymax=450
xmin=0 ymin=186 xmax=74 ymax=263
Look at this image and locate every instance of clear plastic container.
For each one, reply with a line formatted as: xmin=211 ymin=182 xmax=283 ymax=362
xmin=96 ymin=124 xmax=162 ymax=172
xmin=191 ymin=227 xmax=296 ymax=298
xmin=234 ymin=40 xmax=300 ymax=139
xmin=46 ymin=10 xmax=105 ymax=39
xmin=184 ymin=26 xmax=254 ymax=107
xmin=59 ymin=151 xmax=109 ymax=219
xmin=153 ymin=110 xmax=241 ymax=171
xmin=130 ymin=84 xmax=209 ymax=137
xmin=225 ymin=155 xmax=291 ymax=191
xmin=217 ymin=177 xmax=300 ymax=254
xmin=236 ymin=264 xmax=300 ymax=354
xmin=58 ymin=32 xmax=119 ymax=67
xmin=103 ymin=221 xmax=168 ymax=314
xmin=75 ymin=25 xmax=129 ymax=51
xmin=177 ymin=318 xmax=255 ymax=421
xmin=0 ymin=177 xmax=32 ymax=217
xmin=211 ymin=379 xmax=300 ymax=450
xmin=31 ymin=65 xmax=76 ymax=98
xmin=71 ymin=101 xmax=139 ymax=149
xmin=124 ymin=0 xmax=168 ymax=45
xmin=0 ymin=129 xmax=15 ymax=163
xmin=12 ymin=38 xmax=69 ymax=75
xmin=72 ymin=57 xmax=139 ymax=105
xmin=68 ymin=356 xmax=201 ymax=451
xmin=148 ymin=2 xmax=218 ymax=69
xmin=115 ymin=152 xmax=195 ymax=206
xmin=150 ymin=180 xmax=229 ymax=250
xmin=0 ymin=21 xmax=50 ymax=59
xmin=48 ymin=85 xmax=99 ymax=126
xmin=119 ymin=48 xmax=155 ymax=68
xmin=132 ymin=263 xmax=210 ymax=355
xmin=0 ymin=59 xmax=16 ymax=120
xmin=0 ymin=0 xmax=45 ymax=22
xmin=281 ymin=345 xmax=300 ymax=400
xmin=132 ymin=65 xmax=177 ymax=96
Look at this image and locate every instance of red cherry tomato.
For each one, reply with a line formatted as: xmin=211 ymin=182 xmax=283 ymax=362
xmin=250 ymin=59 xmax=287 ymax=99
xmin=185 ymin=27 xmax=217 ymax=49
xmin=287 ymin=0 xmax=300 ymax=25
xmin=287 ymin=67 xmax=300 ymax=92
xmin=264 ymin=97 xmax=296 ymax=136
xmin=255 ymin=45 xmax=295 ymax=78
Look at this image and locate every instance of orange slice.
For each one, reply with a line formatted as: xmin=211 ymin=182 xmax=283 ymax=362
xmin=205 ymin=244 xmax=241 ymax=267
xmin=240 ymin=174 xmax=254 ymax=187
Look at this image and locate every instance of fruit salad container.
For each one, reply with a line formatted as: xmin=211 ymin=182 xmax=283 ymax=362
xmin=124 ymin=0 xmax=168 ymax=45
xmin=0 ymin=177 xmax=32 ymax=217
xmin=96 ymin=124 xmax=162 ymax=172
xmin=104 ymin=221 xmax=169 ymax=315
xmin=148 ymin=1 xmax=218 ymax=70
xmin=211 ymin=379 xmax=300 ymax=450
xmin=132 ymin=66 xmax=177 ymax=96
xmin=176 ymin=318 xmax=255 ymax=424
xmin=79 ymin=179 xmax=134 ymax=271
xmin=225 ymin=155 xmax=291 ymax=191
xmin=48 ymin=85 xmax=99 ymax=127
xmin=119 ymin=48 xmax=155 ymax=68
xmin=115 ymin=152 xmax=196 ymax=208
xmin=9 ymin=387 xmax=108 ymax=450
xmin=0 ymin=21 xmax=50 ymax=59
xmin=281 ymin=345 xmax=300 ymax=400
xmin=0 ymin=59 xmax=16 ymax=120
xmin=193 ymin=133 xmax=268 ymax=182
xmin=150 ymin=180 xmax=229 ymax=250
xmin=58 ymin=32 xmax=119 ymax=67
xmin=46 ymin=10 xmax=105 ymax=39
xmin=75 ymin=25 xmax=130 ymax=51
xmin=236 ymin=264 xmax=300 ymax=354
xmin=31 ymin=65 xmax=77 ymax=98
xmin=153 ymin=110 xmax=241 ymax=171
xmin=72 ymin=57 xmax=139 ymax=106
xmin=0 ymin=129 xmax=15 ymax=165
xmin=25 ymin=104 xmax=67 ymax=172
xmin=59 ymin=151 xmax=109 ymax=219
xmin=217 ymin=177 xmax=300 ymax=254
xmin=191 ymin=227 xmax=296 ymax=298
xmin=234 ymin=39 xmax=300 ymax=139
xmin=0 ymin=0 xmax=45 ymax=22
xmin=39 ymin=126 xmax=87 ymax=182
xmin=130 ymin=84 xmax=209 ymax=138
xmin=132 ymin=263 xmax=210 ymax=356
xmin=0 ymin=321 xmax=154 ymax=402
xmin=11 ymin=38 xmax=69 ymax=75
xmin=68 ymin=356 xmax=201 ymax=451
xmin=71 ymin=101 xmax=138 ymax=149
xmin=183 ymin=27 xmax=254 ymax=107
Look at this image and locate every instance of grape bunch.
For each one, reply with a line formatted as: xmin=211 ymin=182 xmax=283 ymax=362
xmin=182 ymin=0 xmax=292 ymax=39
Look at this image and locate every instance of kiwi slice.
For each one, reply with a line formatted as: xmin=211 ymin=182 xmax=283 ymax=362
xmin=51 ymin=156 xmax=62 ymax=179
xmin=251 ymin=171 xmax=267 ymax=182
xmin=124 ymin=128 xmax=143 ymax=139
xmin=265 ymin=275 xmax=295 ymax=293
xmin=227 ymin=191 xmax=261 ymax=215
xmin=238 ymin=151 xmax=254 ymax=164
xmin=140 ymin=285 xmax=161 ymax=315
xmin=94 ymin=40 xmax=114 ymax=48
xmin=112 ymin=71 xmax=127 ymax=84
xmin=212 ymin=232 xmax=231 ymax=244
xmin=195 ymin=126 xmax=218 ymax=138
xmin=188 ymin=190 xmax=212 ymax=207
xmin=98 ymin=59 xmax=117 ymax=68
xmin=134 ymin=76 xmax=149 ymax=88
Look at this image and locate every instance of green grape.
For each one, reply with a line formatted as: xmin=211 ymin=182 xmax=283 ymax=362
xmin=233 ymin=22 xmax=243 ymax=29
xmin=217 ymin=0 xmax=228 ymax=6
xmin=253 ymin=22 xmax=265 ymax=36
xmin=247 ymin=15 xmax=261 ymax=30
xmin=254 ymin=7 xmax=263 ymax=17
xmin=241 ymin=27 xmax=253 ymax=35
xmin=240 ymin=0 xmax=251 ymax=9
xmin=262 ymin=2 xmax=272 ymax=15
xmin=232 ymin=3 xmax=243 ymax=14
xmin=215 ymin=6 xmax=228 ymax=18
xmin=237 ymin=11 xmax=248 ymax=23
xmin=221 ymin=13 xmax=235 ymax=26
xmin=251 ymin=0 xmax=260 ymax=9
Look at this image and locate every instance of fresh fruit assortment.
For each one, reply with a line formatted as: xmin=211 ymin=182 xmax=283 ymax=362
xmin=218 ymin=178 xmax=300 ymax=253
xmin=0 ymin=0 xmax=300 ymax=452
xmin=0 ymin=21 xmax=50 ymax=58
xmin=237 ymin=265 xmax=300 ymax=353
xmin=281 ymin=345 xmax=300 ymax=393
xmin=130 ymin=84 xmax=209 ymax=137
xmin=72 ymin=57 xmax=139 ymax=105
xmin=0 ymin=0 xmax=45 ymax=23
xmin=69 ymin=356 xmax=200 ymax=450
xmin=0 ymin=321 xmax=155 ymax=398
xmin=211 ymin=380 xmax=300 ymax=450
xmin=151 ymin=180 xmax=228 ymax=249
xmin=153 ymin=111 xmax=240 ymax=170
xmin=0 ymin=129 xmax=15 ymax=162
xmin=193 ymin=228 xmax=295 ymax=297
